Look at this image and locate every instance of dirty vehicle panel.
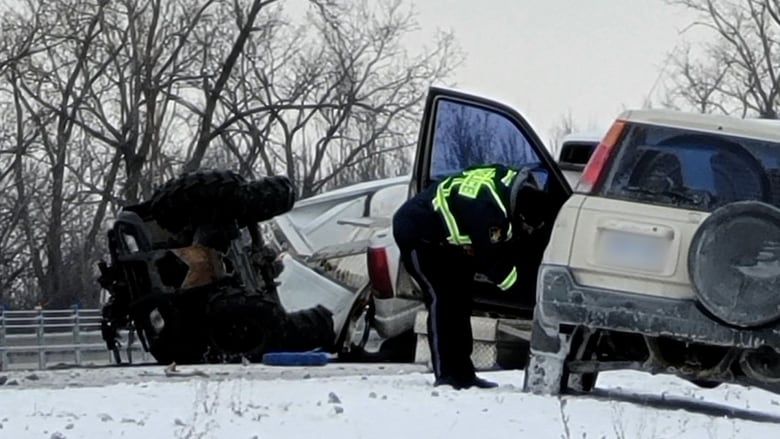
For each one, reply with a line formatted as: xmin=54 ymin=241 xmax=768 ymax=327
xmin=526 ymin=111 xmax=780 ymax=396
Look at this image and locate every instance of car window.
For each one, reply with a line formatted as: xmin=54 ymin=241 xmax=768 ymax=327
xmin=558 ymin=141 xmax=597 ymax=170
xmin=429 ymin=99 xmax=541 ymax=181
xmin=601 ymin=123 xmax=780 ymax=211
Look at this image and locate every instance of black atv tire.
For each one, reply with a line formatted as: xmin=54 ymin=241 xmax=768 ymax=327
xmin=132 ymin=294 xmax=209 ymax=365
xmin=149 ymin=169 xmax=296 ymax=233
xmin=150 ymin=170 xmax=245 ymax=233
xmin=204 ymin=285 xmax=335 ymax=362
xmin=237 ymin=176 xmax=297 ymax=225
xmin=205 ymin=285 xmax=278 ymax=358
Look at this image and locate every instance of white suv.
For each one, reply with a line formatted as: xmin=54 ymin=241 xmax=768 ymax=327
xmin=524 ymin=110 xmax=780 ymax=395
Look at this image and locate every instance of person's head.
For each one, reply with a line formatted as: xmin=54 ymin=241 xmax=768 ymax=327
xmin=509 ymin=169 xmax=550 ymax=236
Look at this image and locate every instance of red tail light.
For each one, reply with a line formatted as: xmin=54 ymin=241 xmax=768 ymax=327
xmin=367 ymin=247 xmax=394 ymax=299
xmin=578 ymin=119 xmax=627 ymax=193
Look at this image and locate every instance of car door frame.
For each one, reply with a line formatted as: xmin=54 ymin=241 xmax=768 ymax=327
xmin=406 ymin=86 xmax=574 ymax=315
xmin=410 ymin=86 xmax=573 ymax=199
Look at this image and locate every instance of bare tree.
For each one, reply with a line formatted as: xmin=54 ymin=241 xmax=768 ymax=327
xmin=0 ymin=0 xmax=462 ymax=307
xmin=295 ymin=0 xmax=461 ymax=195
xmin=183 ymin=0 xmax=280 ymax=173
xmin=77 ymin=0 xmax=223 ymax=204
xmin=1 ymin=71 xmax=45 ymax=306
xmin=548 ymin=110 xmax=578 ymax=158
xmin=664 ymin=0 xmax=780 ymax=118
xmin=202 ymin=0 xmax=462 ymax=196
xmin=182 ymin=0 xmax=462 ymax=196
xmin=0 ymin=0 xmax=118 ymax=306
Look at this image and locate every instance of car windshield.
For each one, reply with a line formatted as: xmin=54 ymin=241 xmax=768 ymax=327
xmin=600 ymin=123 xmax=780 ymax=212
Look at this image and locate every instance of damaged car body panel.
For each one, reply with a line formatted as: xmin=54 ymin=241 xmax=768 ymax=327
xmin=264 ymin=174 xmax=425 ymax=359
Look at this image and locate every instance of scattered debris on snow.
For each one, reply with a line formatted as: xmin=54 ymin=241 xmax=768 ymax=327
xmin=164 ymin=362 xmax=209 ymax=378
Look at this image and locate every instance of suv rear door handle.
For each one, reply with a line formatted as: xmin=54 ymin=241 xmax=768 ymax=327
xmin=597 ymin=220 xmax=675 ymax=240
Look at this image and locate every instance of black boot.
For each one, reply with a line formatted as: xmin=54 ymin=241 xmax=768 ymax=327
xmin=434 ymin=375 xmax=498 ymax=390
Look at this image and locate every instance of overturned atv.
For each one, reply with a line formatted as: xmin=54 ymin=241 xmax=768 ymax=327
xmin=98 ymin=169 xmax=342 ymax=365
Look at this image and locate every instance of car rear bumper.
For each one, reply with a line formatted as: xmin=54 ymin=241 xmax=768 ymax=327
xmin=373 ymin=297 xmax=425 ymax=340
xmin=536 ymin=264 xmax=780 ymax=349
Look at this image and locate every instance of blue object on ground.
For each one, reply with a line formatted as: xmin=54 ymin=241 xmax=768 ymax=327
xmin=262 ymin=351 xmax=331 ymax=366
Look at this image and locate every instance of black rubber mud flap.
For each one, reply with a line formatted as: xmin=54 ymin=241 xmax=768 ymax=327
xmin=689 ymin=200 xmax=780 ymax=328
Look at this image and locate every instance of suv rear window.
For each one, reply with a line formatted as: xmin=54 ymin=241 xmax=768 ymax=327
xmin=600 ymin=123 xmax=780 ymax=212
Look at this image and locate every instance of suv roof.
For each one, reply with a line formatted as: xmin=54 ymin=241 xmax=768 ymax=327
xmin=618 ymin=109 xmax=780 ymax=142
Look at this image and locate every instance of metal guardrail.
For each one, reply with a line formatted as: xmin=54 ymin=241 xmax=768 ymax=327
xmin=0 ymin=308 xmax=149 ymax=371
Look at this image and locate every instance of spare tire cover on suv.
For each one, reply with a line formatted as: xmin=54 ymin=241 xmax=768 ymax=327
xmin=689 ymin=200 xmax=780 ymax=328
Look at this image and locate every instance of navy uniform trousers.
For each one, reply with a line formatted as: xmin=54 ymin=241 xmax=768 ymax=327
xmin=392 ymin=189 xmax=479 ymax=382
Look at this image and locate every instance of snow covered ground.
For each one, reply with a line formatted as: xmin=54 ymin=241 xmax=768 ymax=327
xmin=1 ymin=363 xmax=779 ymax=439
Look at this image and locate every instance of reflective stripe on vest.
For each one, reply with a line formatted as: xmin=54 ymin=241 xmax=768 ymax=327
xmin=432 ymin=179 xmax=472 ymax=245
xmin=501 ymin=169 xmax=517 ymax=186
xmin=431 ymin=167 xmax=510 ymax=246
xmin=498 ymin=266 xmax=518 ymax=291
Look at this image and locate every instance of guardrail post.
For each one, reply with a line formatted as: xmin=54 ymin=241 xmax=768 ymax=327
xmin=127 ymin=327 xmax=135 ymax=364
xmin=0 ymin=305 xmax=5 ymax=344
xmin=37 ymin=308 xmax=45 ymax=369
xmin=0 ymin=306 xmax=6 ymax=371
xmin=72 ymin=305 xmax=81 ymax=366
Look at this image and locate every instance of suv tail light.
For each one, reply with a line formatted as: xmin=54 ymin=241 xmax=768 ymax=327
xmin=578 ymin=119 xmax=627 ymax=193
xmin=367 ymin=246 xmax=394 ymax=299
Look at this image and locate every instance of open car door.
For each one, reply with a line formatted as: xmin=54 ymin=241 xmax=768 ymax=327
xmin=410 ymin=86 xmax=573 ymax=315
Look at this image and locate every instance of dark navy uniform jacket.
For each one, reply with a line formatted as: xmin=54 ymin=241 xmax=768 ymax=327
xmin=393 ymin=164 xmax=521 ymax=291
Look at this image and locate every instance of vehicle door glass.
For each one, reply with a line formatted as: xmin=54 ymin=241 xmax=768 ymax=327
xmin=429 ymin=98 xmax=543 ymax=182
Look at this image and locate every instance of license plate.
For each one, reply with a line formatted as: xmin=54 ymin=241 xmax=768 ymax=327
xmin=599 ymin=230 xmax=667 ymax=272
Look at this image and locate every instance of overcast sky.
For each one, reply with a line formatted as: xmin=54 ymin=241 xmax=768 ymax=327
xmin=0 ymin=0 xmax=707 ymax=145
xmin=406 ymin=0 xmax=706 ymax=141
